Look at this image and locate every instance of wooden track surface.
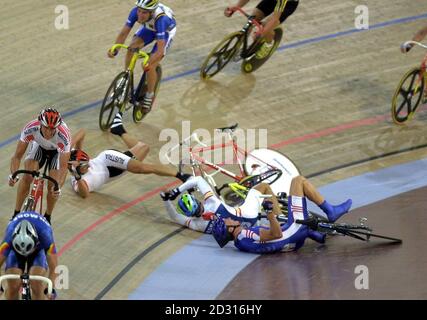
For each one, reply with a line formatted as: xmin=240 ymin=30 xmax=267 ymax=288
xmin=1 ymin=0 xmax=427 ymax=299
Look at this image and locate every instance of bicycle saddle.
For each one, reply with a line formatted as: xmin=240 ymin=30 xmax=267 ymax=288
xmin=216 ymin=123 xmax=238 ymax=132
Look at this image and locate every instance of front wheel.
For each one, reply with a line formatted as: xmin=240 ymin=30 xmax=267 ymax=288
xmin=391 ymin=67 xmax=425 ymax=124
xmin=99 ymin=71 xmax=131 ymax=131
xmin=200 ymin=31 xmax=244 ymax=80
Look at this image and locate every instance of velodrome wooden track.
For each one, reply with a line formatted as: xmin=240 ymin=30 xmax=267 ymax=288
xmin=1 ymin=0 xmax=427 ymax=299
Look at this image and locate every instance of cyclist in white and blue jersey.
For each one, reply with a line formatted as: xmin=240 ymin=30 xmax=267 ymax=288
xmin=107 ymin=0 xmax=176 ymax=113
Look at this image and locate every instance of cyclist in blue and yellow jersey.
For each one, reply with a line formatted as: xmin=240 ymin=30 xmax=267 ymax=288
xmin=224 ymin=0 xmax=299 ymax=59
xmin=0 ymin=213 xmax=58 ymax=299
xmin=107 ymin=0 xmax=176 ymax=114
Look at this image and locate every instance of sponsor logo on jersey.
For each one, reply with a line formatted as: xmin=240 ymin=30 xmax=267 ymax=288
xmin=24 ymin=127 xmax=39 ymax=136
xmin=57 ymin=130 xmax=69 ymax=145
xmin=105 ymin=154 xmax=125 ymax=164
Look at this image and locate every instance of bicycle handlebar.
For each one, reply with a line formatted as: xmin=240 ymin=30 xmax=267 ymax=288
xmin=231 ymin=7 xmax=263 ymax=32
xmin=110 ymin=44 xmax=150 ymax=66
xmin=12 ymin=170 xmax=59 ymax=191
xmin=0 ymin=274 xmax=53 ymax=295
xmin=403 ymin=41 xmax=427 ymax=49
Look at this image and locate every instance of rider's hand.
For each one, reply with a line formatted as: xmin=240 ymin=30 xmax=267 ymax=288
xmin=224 ymin=7 xmax=234 ymax=17
xmin=68 ymin=163 xmax=82 ymax=181
xmin=160 ymin=188 xmax=181 ymax=201
xmin=401 ymin=42 xmax=413 ymax=53
xmin=107 ymin=48 xmax=118 ymax=58
xmin=262 ymin=200 xmax=274 ymax=212
xmin=45 ymin=287 xmax=57 ymax=300
xmin=8 ymin=174 xmax=19 ymax=187
xmin=143 ymin=63 xmax=151 ymax=72
xmin=51 ymin=187 xmax=61 ymax=199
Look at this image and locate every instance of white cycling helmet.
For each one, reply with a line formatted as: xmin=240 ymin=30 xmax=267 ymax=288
xmin=12 ymin=220 xmax=38 ymax=257
xmin=135 ymin=0 xmax=159 ymax=11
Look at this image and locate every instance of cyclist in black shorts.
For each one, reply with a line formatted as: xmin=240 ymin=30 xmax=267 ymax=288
xmin=68 ymin=112 xmax=189 ymax=198
xmin=224 ymin=0 xmax=299 ymax=59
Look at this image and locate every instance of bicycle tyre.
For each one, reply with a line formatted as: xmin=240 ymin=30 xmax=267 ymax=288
xmin=391 ymin=67 xmax=424 ymax=124
xmin=200 ymin=31 xmax=244 ymax=80
xmin=132 ymin=65 xmax=162 ymax=123
xmin=99 ymin=71 xmax=131 ymax=131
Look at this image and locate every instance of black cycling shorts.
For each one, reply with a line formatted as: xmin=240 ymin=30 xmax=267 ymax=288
xmin=256 ymin=0 xmax=299 ymax=23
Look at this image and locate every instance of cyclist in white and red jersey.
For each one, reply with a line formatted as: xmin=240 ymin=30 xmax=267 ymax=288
xmin=8 ymin=108 xmax=71 ymax=223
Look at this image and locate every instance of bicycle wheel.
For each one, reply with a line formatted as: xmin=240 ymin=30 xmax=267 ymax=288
xmin=222 ymin=186 xmax=246 ymax=206
xmin=391 ymin=67 xmax=425 ymax=124
xmin=99 ymin=71 xmax=131 ymax=131
xmin=200 ymin=31 xmax=244 ymax=80
xmin=242 ymin=27 xmax=283 ymax=73
xmin=132 ymin=65 xmax=162 ymax=123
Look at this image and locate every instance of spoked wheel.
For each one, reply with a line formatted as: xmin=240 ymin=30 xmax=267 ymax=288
xmin=200 ymin=31 xmax=243 ymax=80
xmin=132 ymin=65 xmax=162 ymax=123
xmin=239 ymin=168 xmax=282 ymax=188
xmin=391 ymin=67 xmax=425 ymax=124
xmin=99 ymin=71 xmax=131 ymax=131
xmin=242 ymin=27 xmax=283 ymax=74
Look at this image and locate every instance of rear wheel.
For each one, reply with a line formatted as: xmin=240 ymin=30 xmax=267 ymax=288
xmin=391 ymin=67 xmax=425 ymax=124
xmin=99 ymin=71 xmax=131 ymax=131
xmin=200 ymin=32 xmax=243 ymax=80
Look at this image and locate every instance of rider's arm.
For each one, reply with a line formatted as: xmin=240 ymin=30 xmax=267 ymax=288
xmin=235 ymin=0 xmax=251 ymax=8
xmin=412 ymin=24 xmax=427 ymax=42
xmin=71 ymin=128 xmax=86 ymax=150
xmin=259 ymin=211 xmax=282 ymax=241
xmin=164 ymin=201 xmax=210 ymax=233
xmin=114 ymin=25 xmax=132 ymax=46
xmin=71 ymin=178 xmax=90 ymax=198
xmin=46 ymin=252 xmax=58 ymax=287
xmin=10 ymin=140 xmax=28 ymax=175
xmin=148 ymin=39 xmax=166 ymax=67
xmin=58 ymin=151 xmax=70 ymax=186
xmin=177 ymin=176 xmax=215 ymax=197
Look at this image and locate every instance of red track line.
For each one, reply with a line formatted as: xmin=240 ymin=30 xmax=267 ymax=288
xmin=58 ymin=180 xmax=179 ymax=256
xmin=57 ymin=109 xmax=421 ymax=256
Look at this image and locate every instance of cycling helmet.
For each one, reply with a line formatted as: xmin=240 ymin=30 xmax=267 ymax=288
xmin=177 ymin=194 xmax=202 ymax=217
xmin=38 ymin=107 xmax=62 ymax=129
xmin=135 ymin=0 xmax=159 ymax=11
xmin=12 ymin=220 xmax=38 ymax=257
xmin=69 ymin=149 xmax=90 ymax=166
xmin=212 ymin=217 xmax=233 ymax=248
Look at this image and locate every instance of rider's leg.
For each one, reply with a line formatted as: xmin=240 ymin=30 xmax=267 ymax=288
xmin=127 ymin=159 xmax=178 ymax=177
xmin=4 ymin=268 xmax=22 ymax=300
xmin=14 ymin=159 xmax=39 ymax=215
xmin=290 ymin=176 xmax=352 ymax=222
xmin=29 ymin=266 xmax=48 ymax=300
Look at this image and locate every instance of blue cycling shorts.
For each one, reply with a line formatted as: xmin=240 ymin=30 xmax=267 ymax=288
xmin=5 ymin=249 xmax=48 ymax=271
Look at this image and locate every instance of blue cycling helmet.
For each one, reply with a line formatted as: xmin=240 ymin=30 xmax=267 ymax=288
xmin=177 ymin=194 xmax=202 ymax=217
xmin=212 ymin=217 xmax=233 ymax=248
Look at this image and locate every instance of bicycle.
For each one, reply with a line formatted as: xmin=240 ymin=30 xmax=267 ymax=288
xmin=200 ymin=7 xmax=283 ymax=79
xmin=99 ymin=44 xmax=163 ymax=130
xmin=295 ymin=216 xmax=402 ymax=243
xmin=391 ymin=41 xmax=427 ymax=124
xmin=11 ymin=164 xmax=59 ymax=213
xmin=165 ymin=123 xmax=300 ymax=206
xmin=0 ymin=262 xmax=53 ymax=300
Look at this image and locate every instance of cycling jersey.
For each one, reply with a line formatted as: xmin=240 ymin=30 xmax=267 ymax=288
xmin=20 ymin=119 xmax=71 ymax=153
xmin=126 ymin=4 xmax=176 ymax=40
xmin=177 ymin=176 xmax=262 ymax=227
xmin=70 ymin=149 xmax=132 ymax=193
xmin=257 ymin=0 xmax=299 ymax=23
xmin=1 ymin=212 xmax=57 ymax=270
xmin=234 ymin=195 xmax=310 ymax=253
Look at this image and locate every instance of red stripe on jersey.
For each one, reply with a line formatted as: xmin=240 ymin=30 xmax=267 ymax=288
xmin=58 ymin=124 xmax=71 ymax=142
xmin=23 ymin=119 xmax=40 ymax=131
